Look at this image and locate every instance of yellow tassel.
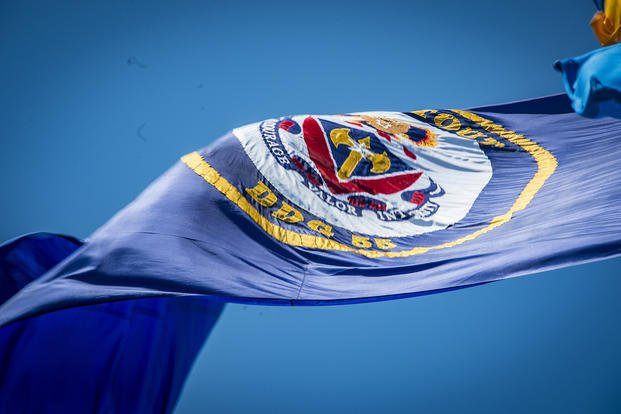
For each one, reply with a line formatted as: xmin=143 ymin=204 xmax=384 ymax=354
xmin=591 ymin=0 xmax=621 ymax=46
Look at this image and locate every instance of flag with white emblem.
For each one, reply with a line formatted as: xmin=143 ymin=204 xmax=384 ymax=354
xmin=2 ymin=94 xmax=621 ymax=326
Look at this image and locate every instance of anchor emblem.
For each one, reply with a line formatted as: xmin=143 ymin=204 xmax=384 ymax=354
xmin=301 ymin=117 xmax=422 ymax=196
xmin=329 ymin=128 xmax=390 ymax=180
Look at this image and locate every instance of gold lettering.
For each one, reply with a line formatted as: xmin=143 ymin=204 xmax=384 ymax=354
xmin=245 ymin=181 xmax=277 ymax=207
xmin=307 ymin=220 xmax=334 ymax=237
xmin=374 ymin=238 xmax=396 ymax=250
xmin=434 ymin=113 xmax=461 ymax=131
xmin=352 ymin=234 xmax=372 ymax=248
xmin=272 ymin=202 xmax=304 ymax=223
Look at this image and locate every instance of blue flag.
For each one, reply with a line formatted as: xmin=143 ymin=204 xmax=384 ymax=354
xmin=556 ymin=43 xmax=621 ymax=118
xmin=1 ymin=94 xmax=621 ymax=411
xmin=2 ymin=94 xmax=621 ymax=323
xmin=0 ymin=233 xmax=224 ymax=413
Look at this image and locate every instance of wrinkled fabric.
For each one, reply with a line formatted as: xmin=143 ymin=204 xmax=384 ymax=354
xmin=555 ymin=43 xmax=621 ymax=118
xmin=0 ymin=233 xmax=224 ymax=414
xmin=1 ymin=95 xmax=620 ymax=329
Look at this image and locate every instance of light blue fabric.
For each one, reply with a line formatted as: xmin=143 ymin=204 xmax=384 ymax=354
xmin=555 ymin=43 xmax=621 ymax=118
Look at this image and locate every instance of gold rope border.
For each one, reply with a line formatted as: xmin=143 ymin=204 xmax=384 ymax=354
xmin=181 ymin=111 xmax=557 ymax=258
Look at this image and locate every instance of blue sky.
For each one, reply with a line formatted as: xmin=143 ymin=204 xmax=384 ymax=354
xmin=1 ymin=1 xmax=620 ymax=413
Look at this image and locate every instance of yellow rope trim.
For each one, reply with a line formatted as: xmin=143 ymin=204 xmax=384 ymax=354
xmin=181 ymin=111 xmax=557 ymax=258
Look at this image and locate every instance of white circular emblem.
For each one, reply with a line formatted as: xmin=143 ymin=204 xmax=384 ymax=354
xmin=234 ymin=111 xmax=492 ymax=238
